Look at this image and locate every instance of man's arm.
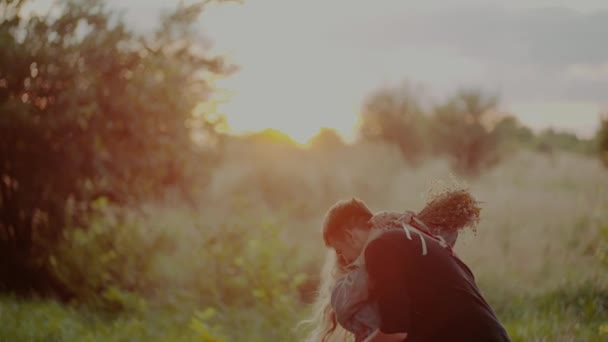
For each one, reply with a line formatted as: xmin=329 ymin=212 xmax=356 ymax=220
xmin=364 ymin=231 xmax=412 ymax=334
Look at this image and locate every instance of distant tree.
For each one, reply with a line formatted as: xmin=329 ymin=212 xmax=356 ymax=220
xmin=534 ymin=128 xmax=596 ymax=156
xmin=598 ymin=112 xmax=608 ymax=167
xmin=308 ymin=127 xmax=345 ymax=151
xmin=359 ymin=83 xmax=427 ymax=164
xmin=431 ymin=89 xmax=501 ymax=177
xmin=494 ymin=115 xmax=535 ymax=148
xmin=244 ymin=128 xmax=300 ymax=147
xmin=0 ymin=0 xmax=231 ymax=294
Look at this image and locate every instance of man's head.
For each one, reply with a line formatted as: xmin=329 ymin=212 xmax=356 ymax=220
xmin=322 ymin=198 xmax=374 ymax=265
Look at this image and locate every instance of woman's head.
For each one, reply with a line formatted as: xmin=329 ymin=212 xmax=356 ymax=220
xmin=298 ymin=198 xmax=373 ymax=342
xmin=322 ymin=198 xmax=374 ymax=266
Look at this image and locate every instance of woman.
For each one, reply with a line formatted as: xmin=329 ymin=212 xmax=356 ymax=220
xmin=303 ymin=197 xmax=510 ymax=342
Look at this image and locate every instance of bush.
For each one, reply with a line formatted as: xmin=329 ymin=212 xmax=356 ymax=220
xmin=0 ymin=0 xmax=227 ymax=294
xmin=48 ymin=203 xmax=309 ymax=338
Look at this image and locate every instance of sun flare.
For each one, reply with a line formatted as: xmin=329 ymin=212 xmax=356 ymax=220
xmin=201 ymin=1 xmax=361 ymax=145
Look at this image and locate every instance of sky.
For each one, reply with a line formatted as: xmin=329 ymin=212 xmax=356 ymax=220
xmin=31 ymin=0 xmax=608 ymax=142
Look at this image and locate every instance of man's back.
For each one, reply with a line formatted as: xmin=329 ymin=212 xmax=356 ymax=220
xmin=364 ymin=228 xmax=511 ymax=341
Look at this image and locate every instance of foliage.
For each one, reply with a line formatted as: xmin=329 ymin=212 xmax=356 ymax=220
xmin=493 ymin=115 xmax=535 ymax=150
xmin=598 ymin=113 xmax=608 ymax=167
xmin=493 ymin=116 xmax=596 ymax=156
xmin=46 ymin=204 xmax=308 ymax=338
xmin=0 ymin=0 xmax=229 ymax=293
xmin=534 ymin=128 xmax=596 ymax=156
xmin=308 ymin=127 xmax=345 ymax=152
xmin=357 ymin=82 xmax=599 ymax=175
xmin=358 ymin=83 xmax=427 ymax=165
xmin=598 ymin=223 xmax=608 ymax=267
xmin=431 ymin=89 xmax=502 ymax=177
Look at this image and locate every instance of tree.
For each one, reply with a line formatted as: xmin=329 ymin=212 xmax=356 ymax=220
xmin=535 ymin=128 xmax=596 ymax=156
xmin=0 ymin=0 xmax=231 ymax=294
xmin=358 ymin=83 xmax=427 ymax=164
xmin=308 ymin=127 xmax=345 ymax=151
xmin=494 ymin=115 xmax=535 ymax=148
xmin=598 ymin=112 xmax=608 ymax=167
xmin=431 ymin=89 xmax=501 ymax=177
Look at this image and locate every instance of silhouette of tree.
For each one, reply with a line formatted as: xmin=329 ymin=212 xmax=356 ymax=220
xmin=359 ymin=83 xmax=427 ymax=165
xmin=431 ymin=89 xmax=501 ymax=177
xmin=598 ymin=111 xmax=608 ymax=168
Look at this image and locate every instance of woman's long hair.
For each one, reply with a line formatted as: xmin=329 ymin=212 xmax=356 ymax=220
xmin=300 ymin=216 xmax=398 ymax=342
xmin=300 ymin=249 xmax=352 ymax=342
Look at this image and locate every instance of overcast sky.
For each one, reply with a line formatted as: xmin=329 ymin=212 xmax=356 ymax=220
xmin=31 ymin=0 xmax=608 ymax=141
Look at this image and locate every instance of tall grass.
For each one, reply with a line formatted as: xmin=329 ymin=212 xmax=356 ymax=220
xmin=2 ymin=143 xmax=607 ymax=341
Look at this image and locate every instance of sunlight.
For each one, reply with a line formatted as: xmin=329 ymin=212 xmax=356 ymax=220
xmin=213 ymin=71 xmax=359 ymax=144
xmin=201 ymin=0 xmax=360 ymax=144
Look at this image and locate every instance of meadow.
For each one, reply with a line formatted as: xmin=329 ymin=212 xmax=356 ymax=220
xmin=1 ymin=141 xmax=607 ymax=342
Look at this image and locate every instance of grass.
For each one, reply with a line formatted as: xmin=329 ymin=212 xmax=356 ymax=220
xmin=1 ymin=283 xmax=606 ymax=341
xmin=2 ymin=144 xmax=608 ymax=341
xmin=0 ymin=295 xmax=307 ymax=341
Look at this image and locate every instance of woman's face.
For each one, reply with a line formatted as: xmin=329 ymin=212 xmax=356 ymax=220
xmin=330 ymin=227 xmax=370 ymax=265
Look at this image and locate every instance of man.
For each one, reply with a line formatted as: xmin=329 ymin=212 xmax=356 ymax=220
xmin=324 ymin=198 xmax=511 ymax=342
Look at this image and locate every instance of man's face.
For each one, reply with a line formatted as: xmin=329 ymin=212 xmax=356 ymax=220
xmin=330 ymin=226 xmax=370 ymax=265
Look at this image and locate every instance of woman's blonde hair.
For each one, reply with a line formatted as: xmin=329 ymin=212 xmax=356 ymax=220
xmin=299 ymin=249 xmax=352 ymax=342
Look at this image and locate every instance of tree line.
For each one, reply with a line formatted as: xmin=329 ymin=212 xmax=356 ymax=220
xmin=357 ymin=83 xmax=606 ymax=176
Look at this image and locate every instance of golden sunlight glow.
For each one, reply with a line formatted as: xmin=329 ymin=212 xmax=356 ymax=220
xmin=213 ymin=72 xmax=359 ymax=144
xmin=202 ymin=1 xmax=360 ymax=144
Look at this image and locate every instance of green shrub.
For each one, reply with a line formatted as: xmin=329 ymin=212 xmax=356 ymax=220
xmin=48 ymin=204 xmax=308 ymax=338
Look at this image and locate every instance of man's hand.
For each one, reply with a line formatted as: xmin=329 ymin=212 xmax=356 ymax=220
xmin=363 ymin=329 xmax=407 ymax=342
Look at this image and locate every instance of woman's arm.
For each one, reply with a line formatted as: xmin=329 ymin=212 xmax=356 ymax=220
xmin=363 ymin=329 xmax=408 ymax=342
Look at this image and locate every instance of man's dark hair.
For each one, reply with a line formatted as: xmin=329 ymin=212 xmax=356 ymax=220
xmin=322 ymin=198 xmax=373 ymax=246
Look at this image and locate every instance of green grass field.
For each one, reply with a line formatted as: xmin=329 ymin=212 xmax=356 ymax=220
xmin=2 ymin=146 xmax=607 ymax=342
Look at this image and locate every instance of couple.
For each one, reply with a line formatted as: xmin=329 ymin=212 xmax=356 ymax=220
xmin=304 ymin=197 xmax=511 ymax=342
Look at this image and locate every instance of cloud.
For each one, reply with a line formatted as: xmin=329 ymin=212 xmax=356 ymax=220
xmin=324 ymin=5 xmax=608 ymax=103
xmin=332 ymin=6 xmax=608 ymax=66
xmin=565 ymin=63 xmax=608 ymax=82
